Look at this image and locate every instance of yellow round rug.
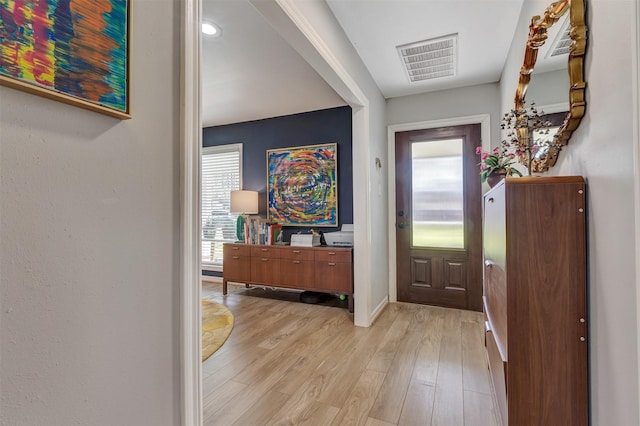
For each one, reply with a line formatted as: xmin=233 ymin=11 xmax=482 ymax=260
xmin=202 ymin=299 xmax=234 ymax=362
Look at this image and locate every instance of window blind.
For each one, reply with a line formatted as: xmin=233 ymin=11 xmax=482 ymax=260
xmin=201 ymin=144 xmax=241 ymax=265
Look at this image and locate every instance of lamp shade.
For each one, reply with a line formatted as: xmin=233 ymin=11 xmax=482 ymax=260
xmin=230 ymin=190 xmax=259 ymax=214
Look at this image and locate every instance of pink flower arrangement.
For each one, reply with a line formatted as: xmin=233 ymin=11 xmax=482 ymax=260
xmin=476 ymin=146 xmax=522 ymax=183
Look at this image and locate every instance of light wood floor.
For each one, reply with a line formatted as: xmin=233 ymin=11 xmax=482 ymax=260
xmin=202 ymin=281 xmax=498 ymax=426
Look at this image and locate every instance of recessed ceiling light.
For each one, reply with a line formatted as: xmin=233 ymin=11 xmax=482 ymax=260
xmin=201 ymin=23 xmax=219 ymax=36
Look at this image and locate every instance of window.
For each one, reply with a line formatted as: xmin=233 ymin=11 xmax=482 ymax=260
xmin=201 ymin=144 xmax=242 ymax=267
xmin=411 ymin=139 xmax=464 ymax=249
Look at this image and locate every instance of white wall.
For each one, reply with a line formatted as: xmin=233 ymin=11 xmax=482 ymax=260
xmin=500 ymin=1 xmax=639 ymax=424
xmin=387 ymin=83 xmax=501 ymax=143
xmin=282 ymin=0 xmax=390 ymax=322
xmin=0 ymin=1 xmax=181 ymax=424
xmin=368 ymin=95 xmax=391 ymax=311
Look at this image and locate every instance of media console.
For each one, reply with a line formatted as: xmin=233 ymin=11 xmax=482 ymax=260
xmin=222 ymin=243 xmax=354 ymax=312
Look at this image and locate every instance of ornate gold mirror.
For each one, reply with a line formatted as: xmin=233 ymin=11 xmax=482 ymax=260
xmin=514 ymin=0 xmax=587 ymax=172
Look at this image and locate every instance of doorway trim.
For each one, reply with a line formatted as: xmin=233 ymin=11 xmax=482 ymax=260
xmin=632 ymin=0 xmax=640 ymax=418
xmin=180 ymin=0 xmax=202 ymax=425
xmin=180 ymin=0 xmax=378 ymax=424
xmin=387 ymin=114 xmax=490 ymax=302
xmin=248 ymin=0 xmax=373 ymax=327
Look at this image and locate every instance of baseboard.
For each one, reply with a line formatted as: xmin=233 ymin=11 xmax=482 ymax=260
xmin=201 ymin=264 xmax=223 ymax=273
xmin=202 ymin=275 xmax=222 ymax=283
xmin=370 ymin=297 xmax=389 ymax=325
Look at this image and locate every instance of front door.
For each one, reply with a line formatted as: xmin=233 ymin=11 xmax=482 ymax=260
xmin=395 ymin=124 xmax=482 ymax=311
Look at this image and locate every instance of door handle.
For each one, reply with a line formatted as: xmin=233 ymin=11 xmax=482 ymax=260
xmin=397 ymin=210 xmax=408 ymax=228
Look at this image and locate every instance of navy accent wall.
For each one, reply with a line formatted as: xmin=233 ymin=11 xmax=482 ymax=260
xmin=203 ymin=106 xmax=353 ymax=246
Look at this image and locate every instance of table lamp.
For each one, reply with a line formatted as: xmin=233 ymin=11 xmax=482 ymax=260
xmin=230 ymin=190 xmax=259 ymax=242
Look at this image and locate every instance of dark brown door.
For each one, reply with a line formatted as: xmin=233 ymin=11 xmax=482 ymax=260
xmin=395 ymin=124 xmax=482 ymax=311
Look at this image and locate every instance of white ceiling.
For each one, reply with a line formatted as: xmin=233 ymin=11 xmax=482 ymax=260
xmin=201 ymin=0 xmax=345 ymax=127
xmin=326 ymin=0 xmax=524 ymax=99
xmin=202 ymin=0 xmax=527 ymax=127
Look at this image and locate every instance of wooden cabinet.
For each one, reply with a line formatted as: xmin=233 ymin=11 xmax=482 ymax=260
xmin=222 ymin=244 xmax=251 ymax=283
xmin=223 ymin=243 xmax=354 ymax=312
xmin=280 ymin=247 xmax=316 ymax=290
xmin=314 ymin=249 xmax=352 ymax=293
xmin=483 ymin=176 xmax=588 ymax=425
xmin=250 ymin=246 xmax=281 ymax=285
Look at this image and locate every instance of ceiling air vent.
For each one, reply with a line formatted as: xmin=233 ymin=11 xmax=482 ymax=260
xmin=397 ymin=34 xmax=457 ymax=82
xmin=549 ymin=19 xmax=571 ymax=57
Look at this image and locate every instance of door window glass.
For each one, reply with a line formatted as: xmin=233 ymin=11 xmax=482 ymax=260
xmin=411 ymin=139 xmax=464 ymax=249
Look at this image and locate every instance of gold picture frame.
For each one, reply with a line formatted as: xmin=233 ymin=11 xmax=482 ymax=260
xmin=0 ymin=0 xmax=131 ymax=119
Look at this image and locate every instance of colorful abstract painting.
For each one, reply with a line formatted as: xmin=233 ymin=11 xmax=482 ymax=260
xmin=0 ymin=0 xmax=129 ymax=118
xmin=267 ymin=143 xmax=338 ymax=227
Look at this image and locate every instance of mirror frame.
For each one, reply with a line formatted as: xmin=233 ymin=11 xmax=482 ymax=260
xmin=515 ymin=0 xmax=587 ymax=172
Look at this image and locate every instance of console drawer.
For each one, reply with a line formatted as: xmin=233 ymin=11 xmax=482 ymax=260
xmin=251 ymin=256 xmax=281 ymax=284
xmin=223 ymin=254 xmax=251 ymax=282
xmin=224 ymin=244 xmax=251 ymax=257
xmin=315 ymin=249 xmax=351 ymax=263
xmin=281 ymin=248 xmax=315 ymax=261
xmin=315 ymin=260 xmax=352 ymax=292
xmin=280 ymin=259 xmax=315 ymax=289
xmin=251 ymin=246 xmax=281 ymax=258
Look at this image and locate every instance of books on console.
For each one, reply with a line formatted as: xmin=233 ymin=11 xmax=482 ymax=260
xmin=243 ymin=216 xmax=282 ymax=245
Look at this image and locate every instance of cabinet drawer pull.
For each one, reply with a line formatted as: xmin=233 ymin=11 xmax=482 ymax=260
xmin=232 ymin=247 xmax=239 ymax=250
xmin=488 ymin=197 xmax=494 ymax=203
xmin=328 ymin=252 xmax=336 ymax=255
xmin=293 ymin=250 xmax=301 ymax=253
xmin=261 ymin=248 xmax=268 ymax=252
xmin=292 ymin=260 xmax=301 ymax=264
xmin=232 ymin=256 xmax=239 ymax=260
xmin=261 ymin=258 xmax=269 ymax=261
xmin=328 ymin=262 xmax=336 ymax=266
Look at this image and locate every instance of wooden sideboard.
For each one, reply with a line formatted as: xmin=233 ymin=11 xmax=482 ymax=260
xmin=483 ymin=176 xmax=588 ymax=425
xmin=222 ymin=243 xmax=354 ymax=312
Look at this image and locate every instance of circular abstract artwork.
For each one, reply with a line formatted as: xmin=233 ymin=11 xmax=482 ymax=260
xmin=267 ymin=143 xmax=337 ymax=226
